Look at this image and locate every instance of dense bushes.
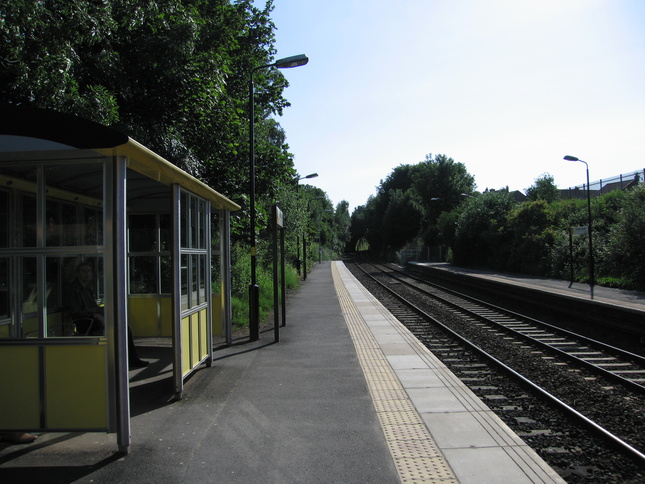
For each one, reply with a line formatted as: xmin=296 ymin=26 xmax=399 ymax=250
xmin=448 ymin=184 xmax=645 ymax=290
xmin=600 ymin=185 xmax=645 ymax=288
xmin=353 ymin=160 xmax=645 ymax=289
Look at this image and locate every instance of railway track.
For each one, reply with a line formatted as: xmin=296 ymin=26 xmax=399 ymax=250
xmin=346 ymin=257 xmax=645 ymax=483
xmin=375 ymin=261 xmax=645 ymax=394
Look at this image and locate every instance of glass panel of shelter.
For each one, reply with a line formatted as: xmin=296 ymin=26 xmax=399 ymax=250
xmin=0 ymin=160 xmax=106 ymax=339
xmin=127 ymin=213 xmax=172 ymax=295
xmin=179 ymin=190 xmax=208 ymax=312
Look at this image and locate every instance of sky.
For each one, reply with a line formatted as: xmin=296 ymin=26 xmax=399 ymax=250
xmin=264 ymin=0 xmax=645 ymax=213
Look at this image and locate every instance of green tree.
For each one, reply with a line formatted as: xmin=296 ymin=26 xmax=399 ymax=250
xmin=348 ymin=204 xmax=370 ymax=252
xmin=2 ymin=0 xmax=313 ymax=325
xmin=525 ymin=174 xmax=560 ymax=203
xmin=348 ymin=155 xmax=475 ymax=258
xmin=360 ymin=195 xmax=386 ymax=255
xmin=506 ymin=200 xmax=555 ymax=274
xmin=1 ymin=0 xmax=295 ymax=239
xmin=453 ymin=190 xmax=515 ymax=267
xmin=602 ymin=185 xmax=645 ymax=288
xmin=412 ymin=153 xmax=475 ymax=230
xmin=0 ymin=0 xmax=119 ymax=123
xmin=333 ymin=201 xmax=351 ymax=255
xmin=381 ymin=189 xmax=423 ymax=252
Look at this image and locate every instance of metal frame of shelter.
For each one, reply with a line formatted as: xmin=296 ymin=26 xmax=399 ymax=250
xmin=0 ymin=107 xmax=239 ymax=453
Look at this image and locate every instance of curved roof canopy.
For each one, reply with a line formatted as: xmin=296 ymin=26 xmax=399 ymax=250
xmin=0 ymin=105 xmax=240 ymax=211
xmin=0 ymin=105 xmax=129 ymax=148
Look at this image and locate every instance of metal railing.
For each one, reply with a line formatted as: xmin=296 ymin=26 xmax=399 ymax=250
xmin=562 ymin=169 xmax=644 ymax=199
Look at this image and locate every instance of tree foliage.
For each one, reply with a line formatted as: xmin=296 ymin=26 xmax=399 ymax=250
xmin=350 ymin=154 xmax=476 ymax=257
xmin=2 ymin=0 xmax=355 ymax=326
xmin=381 ymin=189 xmax=423 ymax=251
xmin=1 ymin=0 xmax=297 ymax=241
xmin=526 ymin=174 xmax=560 ymax=203
xmin=333 ymin=201 xmax=351 ymax=254
xmin=602 ymin=185 xmax=645 ymax=287
xmin=350 ymin=155 xmax=645 ymax=288
xmin=413 ymin=153 xmax=475 ymax=227
xmin=453 ymin=190 xmax=514 ymax=267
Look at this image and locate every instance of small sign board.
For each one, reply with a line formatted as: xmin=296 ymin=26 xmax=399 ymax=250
xmin=572 ymin=226 xmax=588 ymax=235
xmin=275 ymin=206 xmax=284 ymax=228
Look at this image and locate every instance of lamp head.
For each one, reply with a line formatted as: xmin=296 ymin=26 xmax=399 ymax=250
xmin=564 ymin=155 xmax=580 ymax=161
xmin=274 ymin=54 xmax=309 ymax=69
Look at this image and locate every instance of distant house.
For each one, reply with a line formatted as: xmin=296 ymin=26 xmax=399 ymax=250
xmin=509 ymin=190 xmax=527 ymax=202
xmin=483 ymin=187 xmax=527 ymax=202
xmin=560 ymin=187 xmax=600 ymax=200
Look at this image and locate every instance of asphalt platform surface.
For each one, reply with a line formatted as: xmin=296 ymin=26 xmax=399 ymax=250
xmin=0 ymin=261 xmax=399 ymax=484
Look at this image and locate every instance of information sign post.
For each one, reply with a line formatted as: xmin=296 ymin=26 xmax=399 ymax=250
xmin=272 ymin=206 xmax=286 ymax=342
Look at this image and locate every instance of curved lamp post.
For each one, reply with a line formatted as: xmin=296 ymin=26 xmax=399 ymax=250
xmin=249 ymin=54 xmax=309 ymax=341
xmin=564 ymin=155 xmax=594 ymax=298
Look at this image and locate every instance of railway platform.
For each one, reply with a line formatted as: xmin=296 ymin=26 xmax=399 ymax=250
xmin=0 ymin=261 xmax=565 ymax=483
xmin=409 ymin=262 xmax=645 ymax=313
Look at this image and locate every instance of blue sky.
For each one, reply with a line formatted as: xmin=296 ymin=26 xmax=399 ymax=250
xmin=265 ymin=0 xmax=645 ymax=212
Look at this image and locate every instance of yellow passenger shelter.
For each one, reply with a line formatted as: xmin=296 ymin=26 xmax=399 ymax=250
xmin=0 ymin=106 xmax=239 ymax=453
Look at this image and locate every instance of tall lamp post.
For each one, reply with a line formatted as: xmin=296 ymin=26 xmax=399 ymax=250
xmin=249 ymin=54 xmax=308 ymax=341
xmin=304 ymin=196 xmax=324 ymax=280
xmin=296 ymin=173 xmax=318 ymax=276
xmin=564 ymin=155 xmax=594 ymax=298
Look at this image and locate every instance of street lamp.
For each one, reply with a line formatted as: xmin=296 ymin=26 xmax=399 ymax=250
xmin=564 ymin=155 xmax=594 ymax=298
xmin=298 ymin=173 xmax=318 ymax=181
xmin=249 ymin=54 xmax=309 ymax=341
xmin=295 ymin=174 xmax=318 ymax=277
xmin=304 ymin=196 xmax=324 ymax=280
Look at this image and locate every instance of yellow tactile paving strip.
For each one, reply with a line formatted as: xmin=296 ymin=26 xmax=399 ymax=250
xmin=332 ymin=262 xmax=459 ymax=484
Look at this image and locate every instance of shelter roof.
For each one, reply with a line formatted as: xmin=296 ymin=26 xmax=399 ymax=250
xmin=0 ymin=105 xmax=239 ymax=211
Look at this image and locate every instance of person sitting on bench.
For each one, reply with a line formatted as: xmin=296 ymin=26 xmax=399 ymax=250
xmin=69 ymin=262 xmax=149 ymax=369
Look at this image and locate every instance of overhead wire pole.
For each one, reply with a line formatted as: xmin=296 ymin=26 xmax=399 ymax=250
xmin=249 ymin=54 xmax=309 ymax=341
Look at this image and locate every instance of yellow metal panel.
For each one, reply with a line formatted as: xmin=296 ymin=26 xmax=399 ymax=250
xmin=191 ymin=313 xmax=200 ymax=367
xmin=128 ymin=295 xmax=173 ymax=337
xmin=181 ymin=316 xmax=190 ymax=376
xmin=200 ymin=309 xmax=208 ymax=360
xmin=0 ymin=346 xmax=40 ymax=429
xmin=160 ymin=297 xmax=173 ymax=337
xmin=0 ymin=325 xmax=9 ymax=338
xmin=128 ymin=296 xmax=159 ymax=337
xmin=45 ymin=345 xmax=108 ymax=429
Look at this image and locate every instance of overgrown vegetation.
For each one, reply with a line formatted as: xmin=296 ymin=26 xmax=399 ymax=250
xmin=353 ymin=164 xmax=645 ymax=291
xmin=1 ymin=0 xmax=351 ymax=327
